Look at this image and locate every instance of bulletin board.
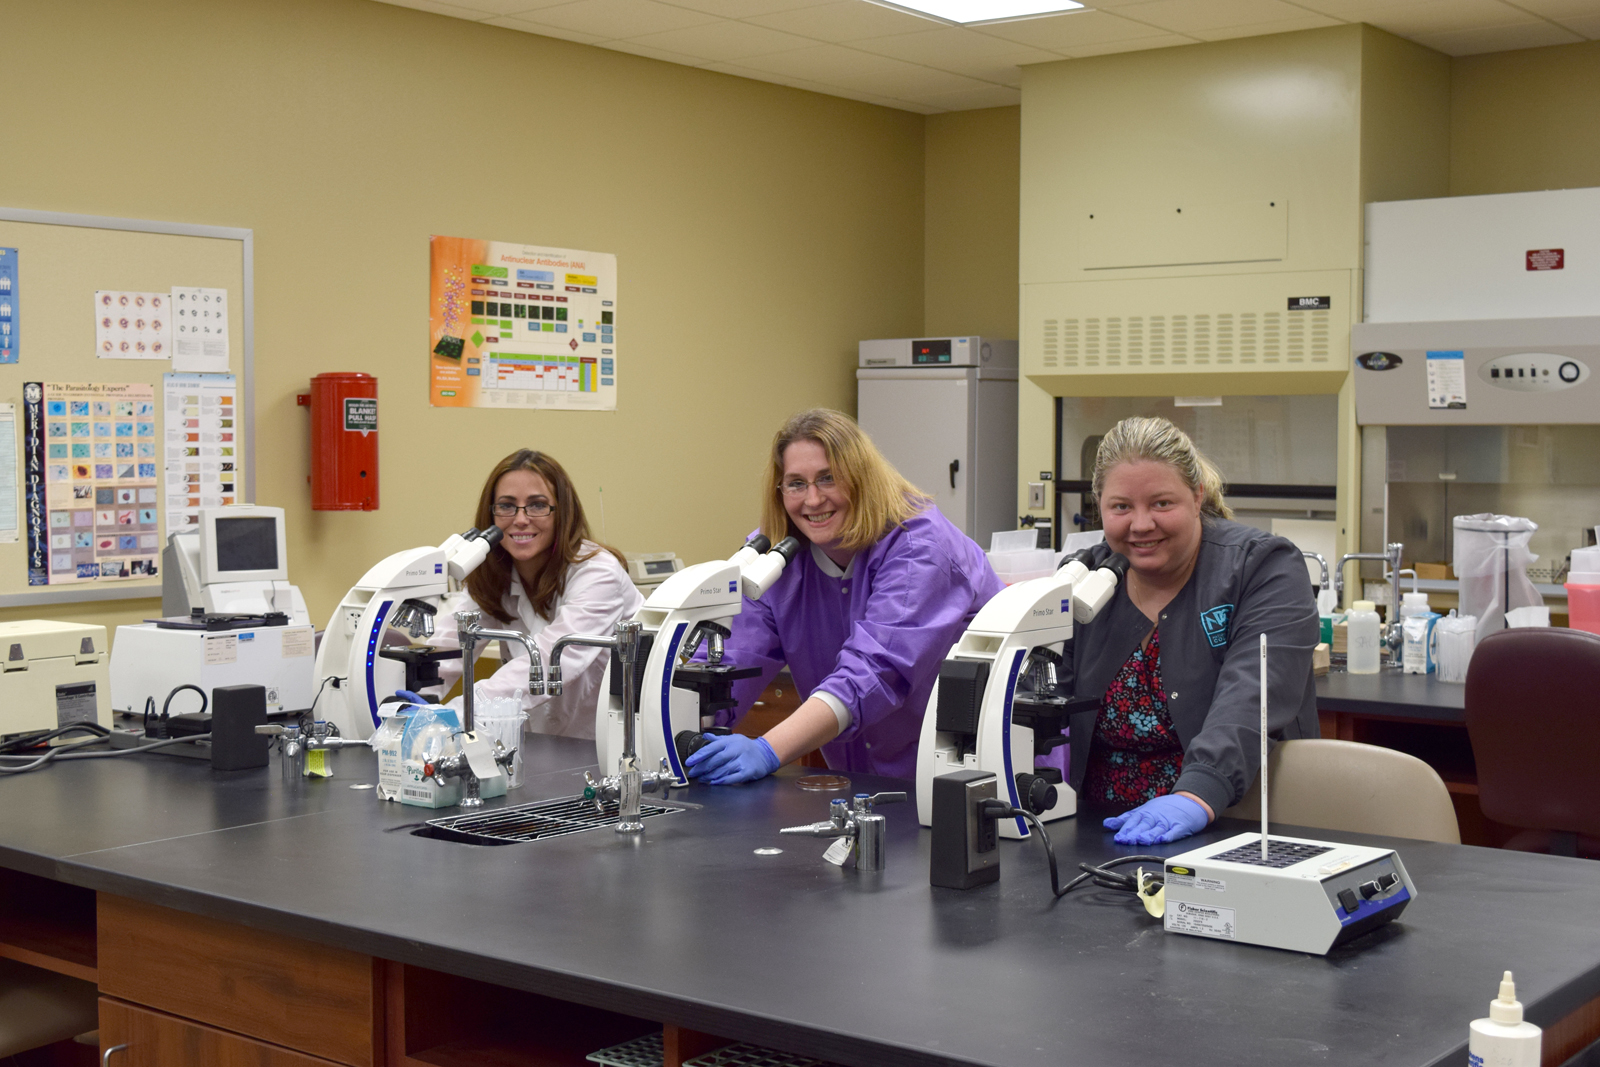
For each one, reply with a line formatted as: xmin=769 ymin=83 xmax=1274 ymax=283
xmin=0 ymin=208 xmax=253 ymax=607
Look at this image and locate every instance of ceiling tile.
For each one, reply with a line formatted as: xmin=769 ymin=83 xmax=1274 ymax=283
xmin=1190 ymin=13 xmax=1347 ymax=40
xmin=700 ymin=61 xmax=929 ymax=109
xmin=973 ymin=9 xmax=1189 ymax=49
xmin=846 ymin=25 xmax=1063 ymax=62
xmin=374 ymin=0 xmax=509 ymax=19
xmin=524 ymin=0 xmax=722 ymax=38
xmin=1500 ymin=0 xmax=1600 ymax=14
xmin=618 ymin=20 xmax=817 ymax=60
xmin=830 ymin=64 xmax=996 ymax=97
xmin=665 ymin=0 xmax=830 ymax=14
xmin=722 ymin=41 xmax=913 ymax=78
xmin=481 ymin=13 xmax=611 ymax=41
xmin=1109 ymin=0 xmax=1330 ymax=34
xmin=1055 ymin=31 xmax=1195 ymax=55
xmin=455 ymin=0 xmax=577 ymax=13
xmin=913 ymin=83 xmax=1024 ymax=109
xmin=744 ymin=1 xmax=944 ymax=41
xmin=601 ymin=38 xmax=710 ymax=62
xmin=1551 ymin=12 xmax=1600 ymax=36
xmin=1410 ymin=19 xmax=1585 ymax=53
xmin=1354 ymin=0 xmax=1548 ymax=36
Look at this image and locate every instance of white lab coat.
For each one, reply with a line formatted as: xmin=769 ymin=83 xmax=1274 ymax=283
xmin=427 ymin=543 xmax=643 ymax=739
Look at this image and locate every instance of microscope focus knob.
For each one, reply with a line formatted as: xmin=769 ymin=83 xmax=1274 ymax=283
xmin=1015 ymin=772 xmax=1058 ymax=815
xmin=673 ymin=727 xmax=732 ymax=764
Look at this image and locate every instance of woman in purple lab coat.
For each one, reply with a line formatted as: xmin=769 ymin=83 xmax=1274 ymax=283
xmin=684 ymin=409 xmax=1005 ymax=785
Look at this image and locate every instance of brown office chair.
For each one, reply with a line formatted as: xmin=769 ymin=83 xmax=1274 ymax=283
xmin=1223 ymin=739 xmax=1460 ymax=844
xmin=1465 ymin=627 xmax=1600 ymax=859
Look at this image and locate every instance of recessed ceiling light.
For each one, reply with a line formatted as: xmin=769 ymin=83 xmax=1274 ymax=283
xmin=862 ymin=0 xmax=1086 ymax=26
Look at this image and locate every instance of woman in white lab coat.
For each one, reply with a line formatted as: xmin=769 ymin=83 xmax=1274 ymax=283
xmin=418 ymin=449 xmax=642 ymax=738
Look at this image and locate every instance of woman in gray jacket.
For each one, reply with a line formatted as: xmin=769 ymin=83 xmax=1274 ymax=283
xmin=1064 ymin=416 xmax=1320 ymax=846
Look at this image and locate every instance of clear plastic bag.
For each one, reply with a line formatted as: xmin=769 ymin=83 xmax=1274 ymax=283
xmin=1453 ymin=514 xmax=1541 ymax=643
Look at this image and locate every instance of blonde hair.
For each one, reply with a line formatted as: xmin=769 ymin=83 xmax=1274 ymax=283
xmin=760 ymin=409 xmax=931 ymax=553
xmin=1091 ymin=416 xmax=1233 ymax=520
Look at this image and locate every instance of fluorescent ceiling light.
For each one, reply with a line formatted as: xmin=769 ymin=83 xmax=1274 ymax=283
xmin=862 ymin=0 xmax=1085 ymax=26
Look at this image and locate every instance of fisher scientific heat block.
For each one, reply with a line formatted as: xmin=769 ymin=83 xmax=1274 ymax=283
xmin=1161 ymin=832 xmax=1416 ymax=955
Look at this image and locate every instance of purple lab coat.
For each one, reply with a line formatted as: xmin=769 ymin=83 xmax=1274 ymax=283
xmin=716 ymin=507 xmax=1004 ymax=779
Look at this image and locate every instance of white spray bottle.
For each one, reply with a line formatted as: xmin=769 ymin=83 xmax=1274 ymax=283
xmin=1468 ymin=971 xmax=1541 ymax=1067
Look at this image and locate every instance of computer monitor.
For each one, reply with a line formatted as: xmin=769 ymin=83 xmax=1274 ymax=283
xmin=197 ymin=505 xmax=289 ymax=587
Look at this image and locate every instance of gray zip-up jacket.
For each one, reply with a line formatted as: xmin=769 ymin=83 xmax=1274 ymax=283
xmin=1064 ymin=519 xmax=1320 ymax=817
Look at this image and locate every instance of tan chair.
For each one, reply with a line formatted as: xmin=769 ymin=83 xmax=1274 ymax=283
xmin=1222 ymin=738 xmax=1460 ymax=844
xmin=0 ymin=957 xmax=99 ymax=1058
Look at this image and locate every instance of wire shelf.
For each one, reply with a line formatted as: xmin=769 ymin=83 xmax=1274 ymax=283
xmin=586 ymin=1032 xmax=664 ymax=1067
xmin=684 ymin=1042 xmax=842 ymax=1067
xmin=425 ymin=793 xmax=680 ymax=844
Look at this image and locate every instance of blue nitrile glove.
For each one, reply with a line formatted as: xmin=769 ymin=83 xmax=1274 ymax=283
xmin=394 ymin=690 xmax=428 ymax=707
xmin=1103 ymin=794 xmax=1210 ymax=845
xmin=685 ymin=734 xmax=781 ymax=785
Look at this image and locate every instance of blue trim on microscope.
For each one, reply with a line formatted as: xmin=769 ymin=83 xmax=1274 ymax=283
xmin=999 ymin=648 xmax=1029 ymax=838
xmin=364 ymin=600 xmax=393 ymax=730
xmin=662 ymin=621 xmax=690 ymax=783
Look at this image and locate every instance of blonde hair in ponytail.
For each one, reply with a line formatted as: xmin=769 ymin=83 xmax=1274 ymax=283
xmin=1091 ymin=416 xmax=1233 ymax=521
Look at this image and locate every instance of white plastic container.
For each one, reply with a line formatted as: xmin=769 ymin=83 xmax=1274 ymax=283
xmin=1435 ymin=613 xmax=1479 ymax=683
xmin=475 ymin=697 xmax=528 ymax=790
xmin=1400 ymin=591 xmax=1431 ymax=619
xmin=1346 ymin=600 xmax=1382 ymax=674
xmin=1468 ymin=971 xmax=1541 ymax=1067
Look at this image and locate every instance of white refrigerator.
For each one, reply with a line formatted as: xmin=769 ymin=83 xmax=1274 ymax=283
xmin=857 ymin=336 xmax=1018 ymax=544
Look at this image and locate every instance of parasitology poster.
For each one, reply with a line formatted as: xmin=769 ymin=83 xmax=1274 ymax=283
xmin=429 ymin=235 xmax=617 ymax=411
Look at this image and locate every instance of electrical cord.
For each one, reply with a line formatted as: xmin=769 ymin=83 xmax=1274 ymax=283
xmin=0 ymin=733 xmax=212 ymax=774
xmin=978 ymin=799 xmax=1165 ymax=899
xmin=0 ymin=722 xmax=111 ymax=754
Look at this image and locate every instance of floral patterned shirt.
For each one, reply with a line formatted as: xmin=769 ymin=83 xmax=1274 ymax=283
xmin=1082 ymin=627 xmax=1184 ymax=813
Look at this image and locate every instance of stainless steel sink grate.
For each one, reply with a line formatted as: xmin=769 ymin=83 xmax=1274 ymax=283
xmin=424 ymin=793 xmax=679 ymax=844
xmin=586 ymin=1032 xmax=663 ymax=1067
xmin=684 ymin=1044 xmax=843 ymax=1067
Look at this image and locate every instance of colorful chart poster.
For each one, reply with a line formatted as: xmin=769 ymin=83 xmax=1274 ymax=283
xmin=23 ymin=382 xmax=160 ymax=584
xmin=0 ymin=248 xmax=16 ymax=364
xmin=163 ymin=372 xmax=238 ymax=532
xmin=95 ymin=290 xmax=171 ymax=359
xmin=429 ymin=235 xmax=616 ymax=410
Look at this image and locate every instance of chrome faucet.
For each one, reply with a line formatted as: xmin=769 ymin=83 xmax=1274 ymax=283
xmin=1335 ymin=542 xmax=1404 ymax=665
xmin=553 ymin=621 xmax=673 ymax=833
xmin=451 ymin=610 xmax=545 ymax=807
xmin=780 ymin=792 xmax=906 ymax=872
xmin=1302 ymin=551 xmax=1330 ymax=597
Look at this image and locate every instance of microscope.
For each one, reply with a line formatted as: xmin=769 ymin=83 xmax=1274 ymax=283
xmin=915 ymin=548 xmax=1128 ymax=840
xmin=314 ymin=526 xmax=505 ymax=741
xmin=595 ymin=534 xmax=800 ymax=785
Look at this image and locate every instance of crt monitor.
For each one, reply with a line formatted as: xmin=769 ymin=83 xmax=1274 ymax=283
xmin=198 ymin=505 xmax=289 ymax=586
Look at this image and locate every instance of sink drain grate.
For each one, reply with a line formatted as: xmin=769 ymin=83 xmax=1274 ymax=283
xmin=424 ymin=793 xmax=680 ymax=844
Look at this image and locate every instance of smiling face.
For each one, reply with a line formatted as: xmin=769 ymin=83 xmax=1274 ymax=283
xmin=492 ymin=468 xmax=556 ymax=568
xmin=1099 ymin=459 xmax=1205 ymax=584
xmin=780 ymin=439 xmax=852 ymax=551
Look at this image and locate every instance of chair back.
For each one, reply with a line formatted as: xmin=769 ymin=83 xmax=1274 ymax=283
xmin=1465 ymin=627 xmax=1600 ymax=837
xmin=1223 ymin=739 xmax=1460 ymax=844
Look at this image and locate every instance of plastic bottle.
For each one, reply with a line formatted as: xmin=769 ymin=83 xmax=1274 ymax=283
xmin=1347 ymin=600 xmax=1381 ymax=674
xmin=1400 ymin=591 xmax=1431 ymax=620
xmin=1468 ymin=971 xmax=1541 ymax=1067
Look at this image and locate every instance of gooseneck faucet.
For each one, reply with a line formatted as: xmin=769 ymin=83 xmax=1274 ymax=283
xmin=1302 ymin=551 xmax=1330 ymax=596
xmin=450 ymin=610 xmax=546 ymax=807
xmin=552 ymin=621 xmax=673 ymax=833
xmin=1334 ymin=542 xmax=1404 ymax=666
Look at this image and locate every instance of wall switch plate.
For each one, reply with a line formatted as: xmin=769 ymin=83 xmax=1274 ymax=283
xmin=1027 ymin=482 xmax=1046 ymax=509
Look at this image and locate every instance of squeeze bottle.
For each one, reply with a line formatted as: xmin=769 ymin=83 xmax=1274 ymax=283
xmin=1346 ymin=600 xmax=1382 ymax=675
xmin=1468 ymin=971 xmax=1540 ymax=1067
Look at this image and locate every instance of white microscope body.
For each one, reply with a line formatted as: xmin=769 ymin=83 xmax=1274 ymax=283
xmin=915 ymin=550 xmax=1126 ymax=840
xmin=596 ymin=536 xmax=798 ymax=784
xmin=315 ymin=528 xmax=502 ymax=741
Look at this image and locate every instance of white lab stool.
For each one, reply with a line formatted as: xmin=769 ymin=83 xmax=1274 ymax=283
xmin=0 ymin=957 xmax=99 ymax=1058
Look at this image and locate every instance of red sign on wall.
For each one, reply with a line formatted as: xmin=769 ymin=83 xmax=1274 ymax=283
xmin=1527 ymin=248 xmax=1564 ymax=271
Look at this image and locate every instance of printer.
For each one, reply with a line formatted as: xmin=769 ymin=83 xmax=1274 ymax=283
xmin=0 ymin=620 xmax=112 ymax=737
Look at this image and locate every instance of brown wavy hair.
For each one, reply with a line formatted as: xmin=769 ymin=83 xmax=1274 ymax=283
xmin=758 ymin=409 xmax=930 ymax=554
xmin=464 ymin=449 xmax=625 ymax=623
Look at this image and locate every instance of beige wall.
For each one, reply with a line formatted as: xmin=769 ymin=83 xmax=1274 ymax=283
xmin=0 ymin=0 xmax=925 ymax=637
xmin=923 ymin=107 xmax=1021 ymax=339
xmin=1451 ymin=39 xmax=1600 ymax=196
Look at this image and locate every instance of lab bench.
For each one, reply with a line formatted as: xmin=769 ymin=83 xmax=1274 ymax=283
xmin=2 ymin=736 xmax=1599 ymax=1067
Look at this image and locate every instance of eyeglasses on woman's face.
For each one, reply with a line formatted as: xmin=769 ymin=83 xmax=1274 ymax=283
xmin=492 ymin=501 xmax=553 ymax=518
xmin=780 ymin=473 xmax=836 ymax=498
